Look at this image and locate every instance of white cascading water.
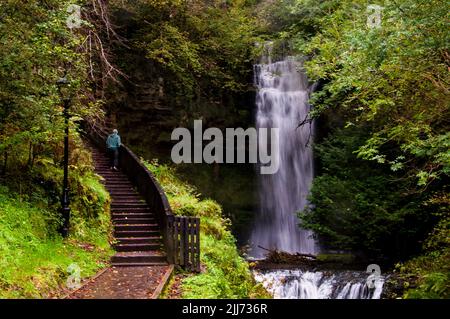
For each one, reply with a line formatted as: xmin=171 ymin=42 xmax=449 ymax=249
xmin=250 ymin=45 xmax=385 ymax=299
xmin=250 ymin=46 xmax=317 ymax=258
xmin=253 ymin=270 xmax=385 ymax=299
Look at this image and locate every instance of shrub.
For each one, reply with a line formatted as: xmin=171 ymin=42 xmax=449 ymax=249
xmin=145 ymin=160 xmax=268 ymax=298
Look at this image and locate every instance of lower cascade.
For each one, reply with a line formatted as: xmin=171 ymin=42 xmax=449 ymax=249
xmin=253 ymin=269 xmax=385 ymax=299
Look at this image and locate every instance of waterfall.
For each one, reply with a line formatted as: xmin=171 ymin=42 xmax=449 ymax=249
xmin=249 ymin=46 xmax=386 ymax=299
xmin=253 ymin=269 xmax=385 ymax=299
xmin=250 ymin=48 xmax=317 ymax=258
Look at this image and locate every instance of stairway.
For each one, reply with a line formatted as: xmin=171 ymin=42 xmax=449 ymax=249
xmin=90 ymin=145 xmax=167 ymax=267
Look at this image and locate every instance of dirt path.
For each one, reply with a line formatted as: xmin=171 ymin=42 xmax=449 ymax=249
xmin=67 ymin=266 xmax=172 ymax=299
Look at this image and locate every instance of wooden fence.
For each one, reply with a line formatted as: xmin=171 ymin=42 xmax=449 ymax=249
xmin=169 ymin=216 xmax=201 ymax=272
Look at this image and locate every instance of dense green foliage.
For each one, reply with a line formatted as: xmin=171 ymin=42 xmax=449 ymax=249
xmin=0 ymin=0 xmax=102 ymax=173
xmin=145 ymin=160 xmax=267 ymax=298
xmin=302 ymin=128 xmax=436 ymax=259
xmin=263 ymin=0 xmax=449 ymax=297
xmin=134 ymin=0 xmax=257 ymax=94
xmin=0 ymin=181 xmax=113 ymax=298
xmin=0 ymin=0 xmax=106 ymax=220
xmin=301 ymin=0 xmax=449 ymax=186
xmin=0 ymin=1 xmax=114 ymax=297
xmin=108 ymin=0 xmax=261 ymax=131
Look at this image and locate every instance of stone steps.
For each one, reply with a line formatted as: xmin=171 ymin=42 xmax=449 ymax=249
xmin=89 ymin=143 xmax=167 ymax=267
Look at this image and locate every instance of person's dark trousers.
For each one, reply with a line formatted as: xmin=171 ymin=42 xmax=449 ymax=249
xmin=107 ymin=147 xmax=119 ymax=168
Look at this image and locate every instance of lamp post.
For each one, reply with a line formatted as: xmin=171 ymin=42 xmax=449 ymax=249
xmin=56 ymin=76 xmax=71 ymax=237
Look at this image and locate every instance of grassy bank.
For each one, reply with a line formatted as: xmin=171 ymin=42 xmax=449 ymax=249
xmin=145 ymin=160 xmax=268 ymax=299
xmin=0 ymin=163 xmax=114 ymax=298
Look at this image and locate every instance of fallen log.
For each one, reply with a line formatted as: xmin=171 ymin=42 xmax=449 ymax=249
xmin=257 ymin=245 xmax=317 ymax=264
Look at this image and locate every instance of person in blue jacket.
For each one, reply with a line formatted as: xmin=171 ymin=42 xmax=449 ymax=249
xmin=106 ymin=129 xmax=121 ymax=170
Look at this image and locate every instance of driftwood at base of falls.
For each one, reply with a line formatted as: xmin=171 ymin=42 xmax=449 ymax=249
xmin=258 ymin=245 xmax=317 ymax=261
xmin=250 ymin=246 xmax=360 ymax=271
xmin=258 ymin=246 xmax=317 ymax=263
